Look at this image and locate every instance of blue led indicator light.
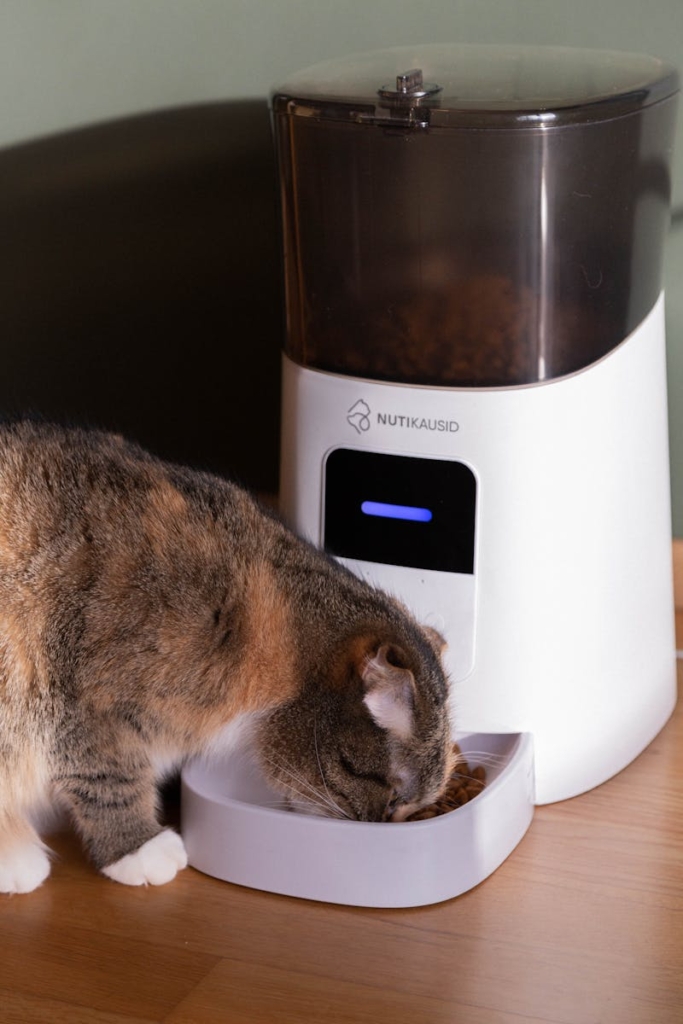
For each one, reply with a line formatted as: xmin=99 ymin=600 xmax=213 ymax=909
xmin=361 ymin=501 xmax=433 ymax=523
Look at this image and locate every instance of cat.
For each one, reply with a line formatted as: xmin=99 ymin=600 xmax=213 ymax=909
xmin=0 ymin=420 xmax=454 ymax=894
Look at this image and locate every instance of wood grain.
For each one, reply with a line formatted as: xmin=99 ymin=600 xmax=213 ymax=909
xmin=0 ymin=563 xmax=681 ymax=1023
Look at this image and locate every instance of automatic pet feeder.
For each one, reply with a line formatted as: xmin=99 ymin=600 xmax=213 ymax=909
xmin=181 ymin=45 xmax=679 ymax=906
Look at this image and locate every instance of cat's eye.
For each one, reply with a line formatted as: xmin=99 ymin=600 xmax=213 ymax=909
xmin=339 ymin=753 xmax=387 ymax=789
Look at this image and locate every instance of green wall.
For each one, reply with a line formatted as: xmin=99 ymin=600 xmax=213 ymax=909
xmin=1 ymin=0 xmax=682 ymax=530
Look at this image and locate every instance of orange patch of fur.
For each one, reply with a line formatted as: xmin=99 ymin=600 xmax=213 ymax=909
xmin=238 ymin=561 xmax=298 ymax=713
xmin=142 ymin=481 xmax=191 ymax=555
xmin=0 ymin=612 xmax=45 ymax=701
xmin=325 ymin=634 xmax=375 ymax=693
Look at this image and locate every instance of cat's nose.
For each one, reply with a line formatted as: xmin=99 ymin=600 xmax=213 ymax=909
xmin=388 ymin=802 xmax=419 ymax=822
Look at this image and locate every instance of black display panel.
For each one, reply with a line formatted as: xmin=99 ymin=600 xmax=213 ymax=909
xmin=323 ymin=449 xmax=476 ymax=574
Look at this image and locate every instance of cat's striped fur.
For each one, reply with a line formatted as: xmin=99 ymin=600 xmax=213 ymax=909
xmin=0 ymin=421 xmax=453 ymax=893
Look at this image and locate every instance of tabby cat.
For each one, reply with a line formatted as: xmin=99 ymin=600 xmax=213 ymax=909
xmin=0 ymin=421 xmax=453 ymax=894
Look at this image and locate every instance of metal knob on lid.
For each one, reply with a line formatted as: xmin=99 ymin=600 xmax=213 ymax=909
xmin=377 ymin=68 xmax=442 ymax=101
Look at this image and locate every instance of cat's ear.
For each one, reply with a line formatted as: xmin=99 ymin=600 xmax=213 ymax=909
xmin=361 ymin=644 xmax=415 ymax=741
xmin=422 ymin=626 xmax=448 ymax=655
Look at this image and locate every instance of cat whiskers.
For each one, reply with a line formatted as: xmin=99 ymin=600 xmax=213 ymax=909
xmin=313 ymin=715 xmax=351 ymax=821
xmin=447 ymin=749 xmax=506 ymax=791
xmin=263 ymin=756 xmax=350 ymax=820
xmin=455 ymin=749 xmax=507 ymax=771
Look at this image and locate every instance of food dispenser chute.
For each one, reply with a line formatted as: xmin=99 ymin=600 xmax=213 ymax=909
xmin=274 ymin=44 xmax=680 ymax=804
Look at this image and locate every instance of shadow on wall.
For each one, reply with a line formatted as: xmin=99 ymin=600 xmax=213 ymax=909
xmin=0 ymin=101 xmax=282 ymax=493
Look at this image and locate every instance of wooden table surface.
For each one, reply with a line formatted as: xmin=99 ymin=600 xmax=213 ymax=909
xmin=1 ymin=621 xmax=681 ymax=1024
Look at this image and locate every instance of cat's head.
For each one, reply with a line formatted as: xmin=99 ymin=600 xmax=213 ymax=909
xmin=256 ymin=626 xmax=454 ymax=822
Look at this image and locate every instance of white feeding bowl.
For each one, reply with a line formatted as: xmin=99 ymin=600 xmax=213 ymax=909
xmin=181 ymin=731 xmax=534 ymax=908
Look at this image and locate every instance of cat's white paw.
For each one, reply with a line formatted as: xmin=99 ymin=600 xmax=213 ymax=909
xmin=0 ymin=842 xmax=51 ymax=895
xmin=101 ymin=829 xmax=188 ymax=887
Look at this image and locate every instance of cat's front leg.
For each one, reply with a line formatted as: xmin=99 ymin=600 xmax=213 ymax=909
xmin=57 ymin=758 xmax=187 ymax=887
xmin=0 ymin=817 xmax=52 ymax=895
xmin=101 ymin=828 xmax=187 ymax=886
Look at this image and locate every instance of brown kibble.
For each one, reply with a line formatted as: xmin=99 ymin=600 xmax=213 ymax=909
xmin=401 ymin=744 xmax=487 ymax=822
xmin=302 ymin=274 xmax=605 ymax=388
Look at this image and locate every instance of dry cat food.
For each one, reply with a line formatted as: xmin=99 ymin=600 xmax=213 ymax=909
xmin=338 ymin=276 xmax=538 ymax=386
xmin=402 ymin=743 xmax=486 ymax=821
xmin=296 ymin=273 xmax=607 ymax=387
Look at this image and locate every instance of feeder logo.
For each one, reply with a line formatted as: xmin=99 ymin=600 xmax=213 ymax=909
xmin=347 ymin=399 xmax=371 ymax=434
xmin=347 ymin=398 xmax=459 ymax=435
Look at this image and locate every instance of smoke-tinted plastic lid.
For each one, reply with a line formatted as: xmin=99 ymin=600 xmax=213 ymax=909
xmin=272 ymin=43 xmax=678 ymax=127
xmin=273 ymin=45 xmax=678 ymax=386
